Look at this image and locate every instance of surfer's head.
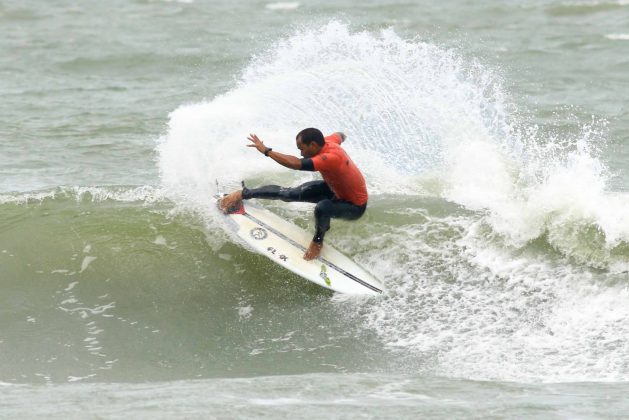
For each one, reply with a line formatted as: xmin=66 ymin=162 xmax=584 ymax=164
xmin=296 ymin=128 xmax=324 ymax=158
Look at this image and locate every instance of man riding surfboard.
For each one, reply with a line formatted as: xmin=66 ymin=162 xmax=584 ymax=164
xmin=219 ymin=128 xmax=368 ymax=261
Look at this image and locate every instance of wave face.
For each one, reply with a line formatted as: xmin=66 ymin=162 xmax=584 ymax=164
xmin=0 ymin=189 xmax=385 ymax=383
xmin=2 ymin=23 xmax=629 ymax=385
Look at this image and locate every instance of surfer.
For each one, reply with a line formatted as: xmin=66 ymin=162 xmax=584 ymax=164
xmin=219 ymin=128 xmax=368 ymax=261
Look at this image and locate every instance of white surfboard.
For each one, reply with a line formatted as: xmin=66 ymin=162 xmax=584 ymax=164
xmin=215 ymin=196 xmax=383 ymax=295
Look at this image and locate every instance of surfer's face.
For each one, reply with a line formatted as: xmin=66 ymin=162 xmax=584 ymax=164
xmin=296 ymin=137 xmax=320 ymax=158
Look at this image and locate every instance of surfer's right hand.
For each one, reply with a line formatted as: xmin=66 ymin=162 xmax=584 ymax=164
xmin=219 ymin=190 xmax=243 ymax=213
xmin=247 ymin=133 xmax=267 ymax=154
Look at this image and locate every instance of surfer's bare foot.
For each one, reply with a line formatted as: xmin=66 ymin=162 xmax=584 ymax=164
xmin=303 ymin=241 xmax=322 ymax=261
xmin=219 ymin=190 xmax=243 ymax=213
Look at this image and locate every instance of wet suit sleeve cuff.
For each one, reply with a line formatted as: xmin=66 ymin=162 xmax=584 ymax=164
xmin=299 ymin=158 xmax=315 ymax=171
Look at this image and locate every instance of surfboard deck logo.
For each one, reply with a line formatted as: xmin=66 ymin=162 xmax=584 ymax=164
xmin=250 ymin=227 xmax=267 ymax=240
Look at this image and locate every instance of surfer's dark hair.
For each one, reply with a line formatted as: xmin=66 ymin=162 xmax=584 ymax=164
xmin=296 ymin=128 xmax=325 ymax=146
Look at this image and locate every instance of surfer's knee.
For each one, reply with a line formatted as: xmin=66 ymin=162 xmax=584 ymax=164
xmin=314 ymin=200 xmax=334 ymax=219
xmin=242 ymin=185 xmax=286 ymax=200
xmin=281 ymin=187 xmax=302 ymax=201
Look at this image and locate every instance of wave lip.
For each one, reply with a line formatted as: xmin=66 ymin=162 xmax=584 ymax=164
xmin=0 ymin=185 xmax=164 ymax=205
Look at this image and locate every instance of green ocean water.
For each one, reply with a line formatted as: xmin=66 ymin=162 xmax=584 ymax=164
xmin=2 ymin=0 xmax=629 ymax=418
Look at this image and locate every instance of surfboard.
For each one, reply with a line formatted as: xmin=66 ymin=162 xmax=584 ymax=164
xmin=214 ymin=195 xmax=384 ymax=295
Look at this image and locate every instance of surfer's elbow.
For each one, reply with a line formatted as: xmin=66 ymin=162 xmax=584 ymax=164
xmin=280 ymin=157 xmax=302 ymax=170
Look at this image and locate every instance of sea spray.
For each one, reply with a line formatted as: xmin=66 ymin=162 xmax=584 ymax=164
xmin=158 ymin=21 xmax=514 ymax=200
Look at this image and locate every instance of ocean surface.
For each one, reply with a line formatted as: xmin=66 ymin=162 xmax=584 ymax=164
xmin=2 ymin=0 xmax=629 ymax=418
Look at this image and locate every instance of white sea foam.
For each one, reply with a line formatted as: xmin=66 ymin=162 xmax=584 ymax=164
xmin=238 ymin=305 xmax=254 ymax=320
xmin=606 ymin=34 xmax=629 ymax=40
xmin=80 ymin=256 xmax=97 ymax=273
xmin=444 ymin=116 xmax=629 ymax=268
xmin=64 ymin=281 xmax=79 ymax=292
xmin=67 ymin=374 xmax=96 ymax=382
xmin=350 ymin=217 xmax=629 ymax=382
xmin=265 ymin=2 xmax=300 ymax=10
xmin=153 ymin=235 xmax=168 ymax=246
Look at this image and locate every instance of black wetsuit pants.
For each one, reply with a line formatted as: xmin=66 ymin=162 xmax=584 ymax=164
xmin=241 ymin=181 xmax=367 ymax=244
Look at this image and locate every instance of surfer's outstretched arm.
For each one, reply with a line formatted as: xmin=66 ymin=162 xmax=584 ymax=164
xmin=247 ymin=134 xmax=303 ymax=170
